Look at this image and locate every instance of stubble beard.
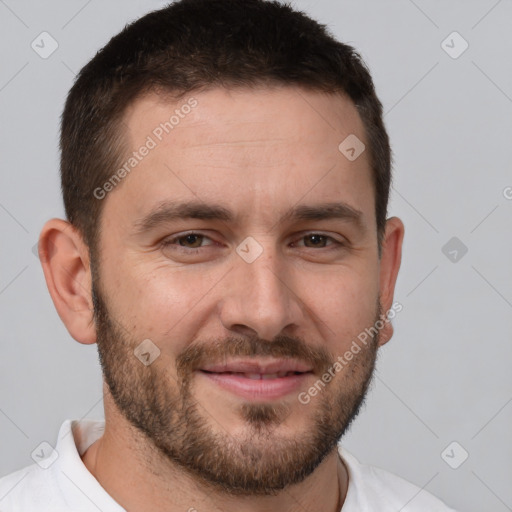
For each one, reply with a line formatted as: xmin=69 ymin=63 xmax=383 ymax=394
xmin=92 ymin=276 xmax=381 ymax=496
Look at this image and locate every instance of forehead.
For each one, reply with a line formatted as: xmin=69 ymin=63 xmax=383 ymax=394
xmin=124 ymin=86 xmax=366 ymax=153
xmin=103 ymin=86 xmax=374 ymax=231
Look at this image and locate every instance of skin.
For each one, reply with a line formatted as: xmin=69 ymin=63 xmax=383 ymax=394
xmin=39 ymin=86 xmax=404 ymax=512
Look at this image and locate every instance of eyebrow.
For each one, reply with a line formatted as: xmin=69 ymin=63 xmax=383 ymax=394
xmin=133 ymin=199 xmax=365 ymax=234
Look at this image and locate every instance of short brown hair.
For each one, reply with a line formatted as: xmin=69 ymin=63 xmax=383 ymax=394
xmin=60 ymin=0 xmax=392 ymax=260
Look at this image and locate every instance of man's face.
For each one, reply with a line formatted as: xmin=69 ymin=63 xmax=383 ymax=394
xmin=92 ymin=86 xmax=384 ymax=495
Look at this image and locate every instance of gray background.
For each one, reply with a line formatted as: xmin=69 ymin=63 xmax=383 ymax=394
xmin=1 ymin=1 xmax=511 ymax=510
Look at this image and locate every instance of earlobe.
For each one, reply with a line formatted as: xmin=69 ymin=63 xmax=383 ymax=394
xmin=38 ymin=218 xmax=97 ymax=345
xmin=377 ymin=217 xmax=405 ymax=346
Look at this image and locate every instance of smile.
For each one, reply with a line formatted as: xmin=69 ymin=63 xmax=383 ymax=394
xmin=198 ymin=369 xmax=313 ymax=400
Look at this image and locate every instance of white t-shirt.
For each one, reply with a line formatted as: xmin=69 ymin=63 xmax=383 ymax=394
xmin=0 ymin=419 xmax=457 ymax=511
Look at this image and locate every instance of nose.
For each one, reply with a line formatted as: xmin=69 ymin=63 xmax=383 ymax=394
xmin=218 ymin=242 xmax=303 ymax=341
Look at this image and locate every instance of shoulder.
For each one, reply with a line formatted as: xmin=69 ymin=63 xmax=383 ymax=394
xmin=0 ymin=419 xmax=120 ymax=512
xmin=340 ymin=448 xmax=458 ymax=511
xmin=0 ymin=462 xmax=69 ymax=511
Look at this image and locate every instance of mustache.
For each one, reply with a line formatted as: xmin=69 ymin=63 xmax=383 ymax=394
xmin=175 ymin=334 xmax=334 ymax=380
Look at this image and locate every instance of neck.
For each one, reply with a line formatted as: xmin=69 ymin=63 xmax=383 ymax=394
xmin=81 ymin=403 xmax=348 ymax=512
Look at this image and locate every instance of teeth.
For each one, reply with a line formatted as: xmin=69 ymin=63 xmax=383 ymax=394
xmin=209 ymin=371 xmax=304 ymax=379
xmin=234 ymin=371 xmax=299 ymax=379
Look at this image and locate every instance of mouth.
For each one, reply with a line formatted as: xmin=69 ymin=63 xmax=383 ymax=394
xmin=200 ymin=370 xmax=308 ymax=380
xmin=197 ymin=359 xmax=314 ymax=400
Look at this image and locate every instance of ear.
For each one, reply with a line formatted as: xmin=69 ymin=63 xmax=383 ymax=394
xmin=377 ymin=216 xmax=404 ymax=346
xmin=38 ymin=218 xmax=97 ymax=345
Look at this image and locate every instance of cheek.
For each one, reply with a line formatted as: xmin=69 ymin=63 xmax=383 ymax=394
xmin=103 ymin=261 xmax=219 ymax=348
xmin=304 ymin=264 xmax=379 ymax=345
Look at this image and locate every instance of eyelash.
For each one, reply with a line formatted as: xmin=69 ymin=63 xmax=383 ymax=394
xmin=161 ymin=232 xmax=345 ymax=252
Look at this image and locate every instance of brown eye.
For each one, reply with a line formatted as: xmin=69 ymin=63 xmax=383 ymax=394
xmin=293 ymin=233 xmax=342 ymax=249
xmin=303 ymin=234 xmax=329 ymax=248
xmin=177 ymin=234 xmax=204 ymax=248
xmin=162 ymin=232 xmax=214 ymax=251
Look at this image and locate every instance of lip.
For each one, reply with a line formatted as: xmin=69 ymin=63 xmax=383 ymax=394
xmin=197 ymin=358 xmax=314 ymax=401
xmin=199 ymin=358 xmax=314 ymax=374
